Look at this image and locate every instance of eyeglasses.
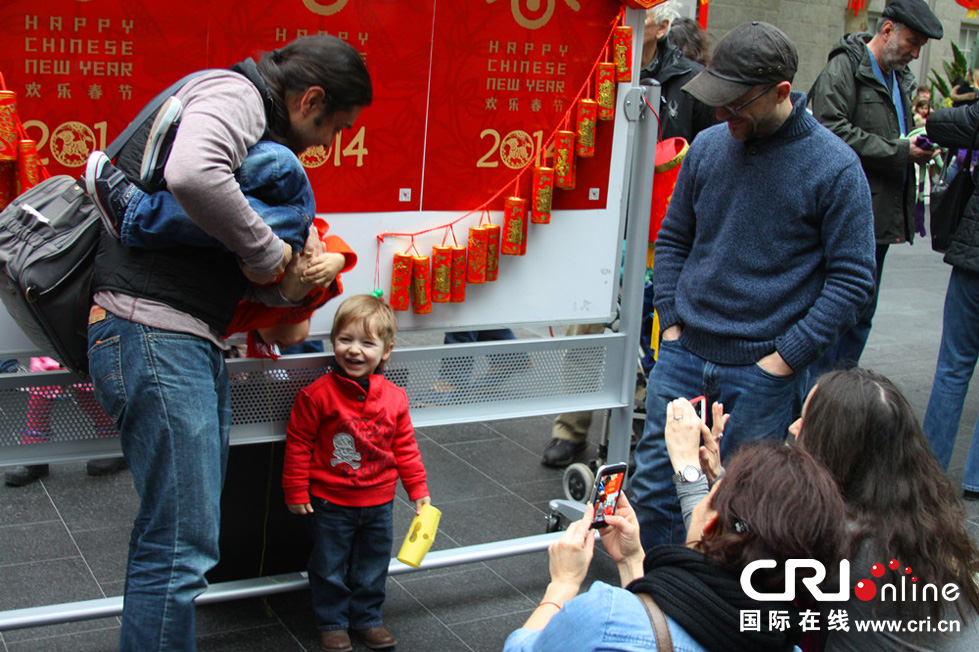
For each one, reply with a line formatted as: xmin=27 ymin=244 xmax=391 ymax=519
xmin=722 ymin=84 xmax=776 ymax=118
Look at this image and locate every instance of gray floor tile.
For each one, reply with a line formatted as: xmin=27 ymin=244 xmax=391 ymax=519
xmin=0 ymin=482 xmax=59 ymax=526
xmin=397 ymin=566 xmax=534 ymax=627
xmin=0 ymin=521 xmax=75 ymax=565
xmin=415 ymin=440 xmax=509 ymax=505
xmin=418 ymin=421 xmax=504 ymax=445
xmin=3 ymin=623 xmax=120 ymax=652
xmin=436 ymin=494 xmax=551 ymax=547
xmin=70 ymin=526 xmax=131 ymax=585
xmin=197 ymin=623 xmax=304 ymax=651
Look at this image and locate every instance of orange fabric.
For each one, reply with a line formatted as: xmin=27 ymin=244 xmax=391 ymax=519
xmin=223 ymin=224 xmax=357 ymax=337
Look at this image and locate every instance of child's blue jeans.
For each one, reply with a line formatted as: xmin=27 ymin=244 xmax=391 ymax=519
xmin=306 ymin=496 xmax=393 ymax=632
xmin=119 ymin=140 xmax=314 ymax=251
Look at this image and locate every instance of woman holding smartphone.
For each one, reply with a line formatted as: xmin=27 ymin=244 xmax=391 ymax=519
xmin=503 ymin=435 xmax=847 ymax=652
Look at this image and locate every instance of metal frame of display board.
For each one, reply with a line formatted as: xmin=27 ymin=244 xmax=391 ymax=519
xmin=0 ymin=75 xmax=659 ymax=631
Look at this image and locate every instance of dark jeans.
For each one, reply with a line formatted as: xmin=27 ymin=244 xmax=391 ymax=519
xmin=121 ymin=141 xmax=314 ymax=252
xmin=631 ymin=338 xmax=805 ymax=549
xmin=306 ymin=496 xmax=393 ymax=631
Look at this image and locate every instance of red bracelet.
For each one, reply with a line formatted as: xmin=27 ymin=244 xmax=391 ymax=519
xmin=537 ymin=601 xmax=563 ymax=610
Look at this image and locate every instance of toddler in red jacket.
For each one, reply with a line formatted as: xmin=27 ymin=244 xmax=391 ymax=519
xmin=283 ymin=294 xmax=430 ymax=652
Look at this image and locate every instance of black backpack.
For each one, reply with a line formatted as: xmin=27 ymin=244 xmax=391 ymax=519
xmin=0 ymin=71 xmax=207 ymax=377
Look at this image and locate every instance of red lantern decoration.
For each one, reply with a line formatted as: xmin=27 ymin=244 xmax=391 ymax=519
xmin=502 ymin=197 xmax=528 ymax=256
xmin=467 ymin=226 xmax=489 ymax=284
xmin=16 ymin=139 xmax=42 ymax=193
xmin=619 ymin=0 xmax=671 ymax=8
xmin=576 ymin=99 xmax=598 ymax=158
xmin=411 ymin=255 xmax=432 ymax=314
xmin=596 ymin=62 xmax=617 ymax=121
xmin=431 ymin=245 xmax=452 ymax=303
xmin=482 ymin=223 xmax=502 ymax=279
xmin=389 ymin=252 xmax=413 ymax=311
xmin=554 ymin=130 xmax=576 ymax=190
xmin=955 ymin=0 xmax=979 ymax=18
xmin=0 ymin=90 xmax=17 ymax=162
xmin=613 ymin=26 xmax=633 ymax=82
xmin=450 ymin=245 xmax=467 ymax=302
xmin=531 ymin=166 xmax=554 ymax=224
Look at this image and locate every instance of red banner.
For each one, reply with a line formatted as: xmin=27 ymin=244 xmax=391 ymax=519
xmin=0 ymin=0 xmax=620 ymax=213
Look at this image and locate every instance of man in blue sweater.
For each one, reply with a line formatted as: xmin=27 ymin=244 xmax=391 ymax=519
xmin=631 ymin=21 xmax=877 ymax=550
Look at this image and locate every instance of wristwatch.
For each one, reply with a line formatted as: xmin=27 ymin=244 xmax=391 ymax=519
xmin=672 ymin=465 xmax=703 ymax=484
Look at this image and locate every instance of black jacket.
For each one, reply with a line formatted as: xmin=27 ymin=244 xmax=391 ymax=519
xmin=809 ymin=33 xmax=917 ymax=245
xmin=927 ymin=103 xmax=979 ymax=273
xmin=639 ymin=38 xmax=716 ymax=143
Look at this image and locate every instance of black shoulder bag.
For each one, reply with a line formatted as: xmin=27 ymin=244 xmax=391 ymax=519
xmin=930 ymin=117 xmax=979 ymax=253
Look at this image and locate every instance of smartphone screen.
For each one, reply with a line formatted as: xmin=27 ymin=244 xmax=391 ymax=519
xmin=590 ymin=462 xmax=628 ymax=529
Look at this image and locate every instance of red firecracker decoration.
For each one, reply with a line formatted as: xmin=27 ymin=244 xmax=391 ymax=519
xmin=411 ymin=255 xmax=432 ymax=314
xmin=16 ymin=139 xmax=43 ymax=193
xmin=531 ymin=166 xmax=554 ymax=224
xmin=847 ymin=0 xmax=866 ymax=14
xmin=466 ymin=226 xmax=489 ymax=284
xmin=613 ymin=26 xmax=633 ymax=82
xmin=482 ymin=223 xmax=502 ymax=279
xmin=576 ymin=99 xmax=598 ymax=158
xmin=431 ymin=245 xmax=452 ymax=303
xmin=0 ymin=161 xmax=16 ymax=211
xmin=596 ymin=62 xmax=617 ymax=120
xmin=955 ymin=0 xmax=979 ymax=18
xmin=450 ymin=245 xmax=467 ymax=302
xmin=502 ymin=197 xmax=529 ymax=256
xmin=0 ymin=90 xmax=16 ymax=162
xmin=554 ymin=130 xmax=576 ymax=189
xmin=389 ymin=252 xmax=413 ymax=311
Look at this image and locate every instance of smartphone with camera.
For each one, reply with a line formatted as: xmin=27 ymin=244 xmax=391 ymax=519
xmin=589 ymin=462 xmax=628 ymax=529
xmin=688 ymin=395 xmax=707 ymax=420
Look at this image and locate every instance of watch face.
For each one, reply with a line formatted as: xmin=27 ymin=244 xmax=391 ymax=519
xmin=682 ymin=466 xmax=701 ymax=482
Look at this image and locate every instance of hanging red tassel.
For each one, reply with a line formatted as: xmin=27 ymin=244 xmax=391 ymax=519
xmin=466 ymin=226 xmax=489 ymax=284
xmin=554 ymin=130 xmax=576 ymax=190
xmin=450 ymin=245 xmax=467 ymax=302
xmin=411 ymin=255 xmax=432 ymax=314
xmin=431 ymin=245 xmax=452 ymax=303
xmin=482 ymin=223 xmax=502 ymax=279
xmin=613 ymin=26 xmax=633 ymax=83
xmin=596 ymin=62 xmax=617 ymax=121
xmin=531 ymin=166 xmax=554 ymax=224
xmin=576 ymin=99 xmax=598 ymax=158
xmin=389 ymin=252 xmax=413 ymax=311
xmin=502 ymin=197 xmax=529 ymax=256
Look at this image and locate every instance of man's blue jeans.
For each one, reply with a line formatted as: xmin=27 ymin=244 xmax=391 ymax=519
xmin=306 ymin=497 xmax=393 ymax=631
xmin=631 ymin=338 xmax=805 ymax=550
xmin=924 ymin=267 xmax=979 ymax=490
xmin=120 ymin=141 xmax=314 ymax=251
xmin=88 ymin=313 xmax=230 ymax=652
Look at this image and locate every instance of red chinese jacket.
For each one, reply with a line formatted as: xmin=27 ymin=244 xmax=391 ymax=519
xmin=282 ymin=370 xmax=429 ymax=507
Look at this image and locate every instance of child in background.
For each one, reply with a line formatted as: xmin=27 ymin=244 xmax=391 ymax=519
xmin=85 ymin=137 xmax=357 ymax=357
xmin=282 ymin=294 xmax=430 ymax=652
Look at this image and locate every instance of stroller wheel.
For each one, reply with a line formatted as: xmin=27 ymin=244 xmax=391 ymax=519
xmin=563 ymin=463 xmax=595 ymax=503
